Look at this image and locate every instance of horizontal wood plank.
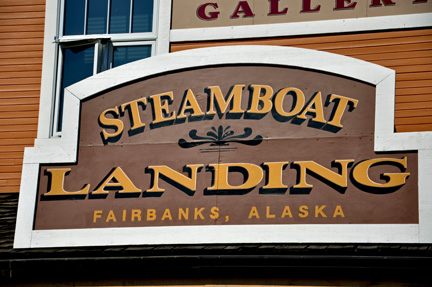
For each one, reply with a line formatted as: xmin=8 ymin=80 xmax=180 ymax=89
xmin=0 ymin=152 xmax=24 ymax=159
xmin=0 ymin=24 xmax=44 ymax=33
xmin=0 ymin=5 xmax=45 ymax=13
xmin=0 ymin=159 xmax=24 ymax=166
xmin=0 ymin=38 xmax=44 ymax=46
xmin=396 ymin=80 xmax=432 ymax=89
xmin=0 ymin=117 xmax=38 ymax=125
xmin=0 ymin=51 xmax=43 ymax=59
xmin=396 ymin=102 xmax=432 ymax=110
xmin=0 ymin=138 xmax=34 ymax=146
xmin=393 ymin=64 xmax=432 ymax=73
xmin=0 ymin=111 xmax=39 ymax=119
xmin=0 ymin=105 xmax=39 ymax=112
xmin=0 ymin=124 xmax=38 ymax=132
xmin=0 ymin=146 xmax=31 ymax=153
xmin=0 ymin=166 xmax=22 ymax=173
xmin=396 ymin=109 xmax=432 ymax=118
xmin=0 ymin=31 xmax=44 ymax=39
xmin=0 ymin=0 xmax=45 ymax=6
xmin=0 ymin=12 xmax=45 ymax=20
xmin=0 ymin=78 xmax=41 ymax=85
xmin=0 ymin=172 xmax=21 ymax=180
xmin=0 ymin=91 xmax=41 ymax=99
xmin=0 ymin=186 xmax=20 ymax=193
xmin=395 ymin=119 xmax=432 ymax=127
xmin=0 ymin=131 xmax=37 ymax=139
xmin=0 ymin=65 xmax=42 ymax=73
xmin=0 ymin=58 xmax=43 ymax=66
xmin=0 ymin=44 xmax=43 ymax=53
xmin=0 ymin=71 xmax=42 ymax=79
xmin=0 ymin=18 xmax=44 ymax=26
xmin=397 ymin=72 xmax=432 ymax=81
xmin=396 ymin=95 xmax=432 ymax=104
xmin=397 ymin=124 xmax=432 ymax=132
xmin=0 ymin=84 xmax=41 ymax=92
xmin=373 ymin=57 xmax=432 ymax=67
xmin=0 ymin=97 xmax=40 ymax=106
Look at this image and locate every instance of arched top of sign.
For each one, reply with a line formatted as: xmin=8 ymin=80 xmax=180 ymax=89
xmin=70 ymin=45 xmax=392 ymax=100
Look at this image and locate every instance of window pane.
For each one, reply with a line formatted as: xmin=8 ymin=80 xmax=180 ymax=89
xmin=112 ymin=45 xmax=151 ymax=68
xmin=110 ymin=0 xmax=131 ymax=34
xmin=87 ymin=0 xmax=108 ymax=34
xmin=64 ymin=0 xmax=85 ymax=35
xmin=58 ymin=45 xmax=95 ymax=131
xmin=132 ymin=0 xmax=153 ymax=33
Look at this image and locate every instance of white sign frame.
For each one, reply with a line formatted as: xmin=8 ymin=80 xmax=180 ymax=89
xmin=14 ymin=46 xmax=432 ymax=248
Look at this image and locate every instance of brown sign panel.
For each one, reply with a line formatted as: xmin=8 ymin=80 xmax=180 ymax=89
xmin=34 ymin=65 xmax=418 ymax=230
xmin=172 ymin=0 xmax=432 ymax=29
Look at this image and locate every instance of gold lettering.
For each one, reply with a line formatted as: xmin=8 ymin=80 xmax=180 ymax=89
xmin=207 ymin=163 xmax=263 ymax=191
xmin=92 ymin=167 xmax=141 ymax=195
xmin=177 ymin=89 xmax=205 ymax=119
xmin=131 ymin=209 xmax=141 ymax=221
xmin=147 ymin=209 xmax=156 ymax=221
xmin=106 ymin=210 xmax=117 ymax=222
xmin=273 ymin=87 xmax=305 ymax=117
xmin=296 ymin=92 xmax=326 ymax=125
xmin=261 ymin=162 xmax=289 ymax=190
xmin=210 ymin=206 xmax=220 ymax=220
xmin=179 ymin=208 xmax=189 ymax=220
xmin=292 ymin=160 xmax=354 ymax=191
xmin=146 ymin=164 xmax=203 ymax=194
xmin=247 ymin=84 xmax=273 ymax=115
xmin=161 ymin=209 xmax=173 ymax=221
xmin=298 ymin=205 xmax=309 ymax=218
xmin=93 ymin=210 xmax=103 ymax=223
xmin=352 ymin=157 xmax=410 ymax=192
xmin=315 ymin=205 xmax=327 ymax=218
xmin=333 ymin=205 xmax=345 ymax=217
xmin=150 ymin=92 xmax=176 ymax=125
xmin=207 ymin=85 xmax=245 ymax=116
xmin=281 ymin=206 xmax=293 ymax=218
xmin=266 ymin=206 xmax=276 ymax=218
xmin=120 ymin=98 xmax=147 ymax=133
xmin=99 ymin=107 xmax=124 ymax=143
xmin=326 ymin=94 xmax=358 ymax=129
xmin=248 ymin=206 xmax=260 ymax=219
xmin=43 ymin=168 xmax=90 ymax=196
xmin=194 ymin=207 xmax=205 ymax=220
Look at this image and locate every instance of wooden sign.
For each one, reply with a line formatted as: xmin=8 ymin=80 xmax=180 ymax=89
xmin=15 ymin=46 xmax=430 ymax=248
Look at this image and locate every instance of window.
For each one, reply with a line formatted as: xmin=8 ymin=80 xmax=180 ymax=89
xmin=53 ymin=0 xmax=157 ymax=135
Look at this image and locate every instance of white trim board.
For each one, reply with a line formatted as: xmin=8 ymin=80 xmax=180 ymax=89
xmin=170 ymin=13 xmax=432 ymax=42
xmin=15 ymin=46 xmax=432 ymax=248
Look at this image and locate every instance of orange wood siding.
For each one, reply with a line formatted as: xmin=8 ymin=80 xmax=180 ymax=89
xmin=171 ymin=28 xmax=432 ymax=133
xmin=0 ymin=0 xmax=44 ymax=193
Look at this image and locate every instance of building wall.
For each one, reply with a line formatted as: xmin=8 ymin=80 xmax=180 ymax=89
xmin=1 ymin=1 xmax=431 ymax=194
xmin=171 ymin=28 xmax=432 ymax=133
xmin=0 ymin=1 xmax=431 ymax=285
xmin=0 ymin=0 xmax=44 ymax=193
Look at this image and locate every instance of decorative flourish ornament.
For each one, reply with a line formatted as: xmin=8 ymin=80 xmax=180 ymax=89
xmin=178 ymin=125 xmax=263 ymax=148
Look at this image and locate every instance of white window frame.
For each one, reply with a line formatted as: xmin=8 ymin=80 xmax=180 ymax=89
xmin=110 ymin=40 xmax=156 ymax=69
xmin=52 ymin=41 xmax=99 ymax=136
xmin=37 ymin=0 xmax=171 ymax=141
